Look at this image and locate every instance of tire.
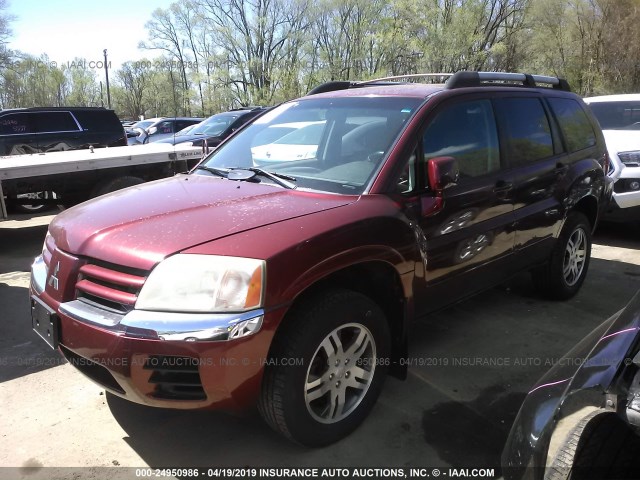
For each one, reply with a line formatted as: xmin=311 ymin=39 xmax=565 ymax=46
xmin=258 ymin=289 xmax=390 ymax=446
xmin=532 ymin=212 xmax=591 ymax=300
xmin=12 ymin=191 xmax=56 ymax=213
xmin=546 ymin=411 xmax=640 ymax=480
xmin=92 ymin=176 xmax=145 ymax=198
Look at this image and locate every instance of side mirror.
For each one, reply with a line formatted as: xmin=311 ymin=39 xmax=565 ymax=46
xmin=147 ymin=126 xmax=158 ymax=135
xmin=421 ymin=156 xmax=459 ymax=218
xmin=427 ymin=156 xmax=459 ymax=192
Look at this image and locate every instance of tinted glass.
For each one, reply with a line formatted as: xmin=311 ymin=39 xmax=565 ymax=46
xmin=175 ymin=120 xmax=197 ymax=131
xmin=32 ymin=112 xmax=80 ymax=133
xmin=495 ymin=98 xmax=553 ymax=166
xmin=588 ymin=101 xmax=640 ymax=130
xmin=0 ymin=113 xmax=32 ymax=135
xmin=549 ymin=98 xmax=596 ymax=152
xmin=202 ymin=97 xmax=422 ymax=194
xmin=155 ymin=121 xmax=174 ymax=134
xmin=193 ymin=115 xmax=237 ymax=135
xmin=423 ymin=99 xmax=500 ymax=178
xmin=73 ymin=109 xmax=122 ymax=132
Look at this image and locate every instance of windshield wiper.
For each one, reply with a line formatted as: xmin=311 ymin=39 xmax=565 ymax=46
xmin=245 ymin=167 xmax=297 ymax=190
xmin=197 ymin=165 xmax=296 ymax=189
xmin=195 ymin=165 xmax=229 ymax=177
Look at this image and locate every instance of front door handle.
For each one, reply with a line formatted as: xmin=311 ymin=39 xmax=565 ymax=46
xmin=555 ymin=162 xmax=569 ymax=175
xmin=493 ymin=180 xmax=513 ymax=200
xmin=493 ymin=180 xmax=513 ymax=193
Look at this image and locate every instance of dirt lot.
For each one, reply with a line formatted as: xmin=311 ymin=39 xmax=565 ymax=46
xmin=1 ymin=212 xmax=639 ymax=479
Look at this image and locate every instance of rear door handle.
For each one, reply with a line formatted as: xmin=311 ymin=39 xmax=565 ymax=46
xmin=493 ymin=180 xmax=513 ymax=193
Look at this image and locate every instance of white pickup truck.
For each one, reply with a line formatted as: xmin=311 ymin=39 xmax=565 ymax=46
xmin=584 ymin=94 xmax=640 ymax=223
xmin=0 ymin=142 xmax=203 ymax=219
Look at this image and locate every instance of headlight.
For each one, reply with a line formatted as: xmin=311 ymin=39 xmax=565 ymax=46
xmin=136 ymin=254 xmax=265 ymax=313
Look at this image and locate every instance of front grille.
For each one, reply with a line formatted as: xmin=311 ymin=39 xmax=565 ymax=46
xmin=618 ymin=151 xmax=640 ymax=167
xmin=144 ymin=355 xmax=206 ymax=401
xmin=60 ymin=345 xmax=125 ymax=394
xmin=43 ymin=234 xmax=55 ymax=270
xmin=75 ymin=260 xmax=147 ymax=313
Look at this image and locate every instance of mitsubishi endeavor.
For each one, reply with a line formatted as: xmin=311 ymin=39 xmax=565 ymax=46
xmin=30 ymin=71 xmax=612 ymax=446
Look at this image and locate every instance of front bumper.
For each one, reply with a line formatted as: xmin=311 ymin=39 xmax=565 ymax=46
xmin=30 ymin=256 xmax=283 ymax=411
xmin=604 ymin=166 xmax=640 ymax=219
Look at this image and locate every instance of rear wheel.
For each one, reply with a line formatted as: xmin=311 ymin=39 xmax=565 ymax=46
xmin=12 ymin=191 xmax=56 ymax=213
xmin=258 ymin=289 xmax=390 ymax=446
xmin=532 ymin=212 xmax=591 ymax=300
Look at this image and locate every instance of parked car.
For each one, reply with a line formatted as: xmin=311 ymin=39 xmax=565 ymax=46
xmin=155 ymin=107 xmax=267 ymax=148
xmin=30 ymin=71 xmax=612 ymax=446
xmin=128 ymin=117 xmax=203 ymax=145
xmin=125 ymin=118 xmax=162 ymax=142
xmin=0 ymin=107 xmax=127 ymax=211
xmin=172 ymin=123 xmax=199 ymax=137
xmin=584 ymin=95 xmax=640 ymax=224
xmin=251 ymin=121 xmax=325 ymax=165
xmin=0 ymin=107 xmax=126 ymax=155
xmin=503 ymin=290 xmax=640 ymax=479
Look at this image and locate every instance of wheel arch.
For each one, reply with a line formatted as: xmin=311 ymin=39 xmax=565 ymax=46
xmin=272 ymin=260 xmax=410 ymax=380
xmin=571 ymin=194 xmax=599 ymax=233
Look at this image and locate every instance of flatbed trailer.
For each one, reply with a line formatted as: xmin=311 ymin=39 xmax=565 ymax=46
xmin=0 ymin=143 xmax=204 ymax=219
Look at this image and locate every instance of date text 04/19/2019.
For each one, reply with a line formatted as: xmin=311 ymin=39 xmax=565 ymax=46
xmin=135 ymin=467 xmax=497 ymax=479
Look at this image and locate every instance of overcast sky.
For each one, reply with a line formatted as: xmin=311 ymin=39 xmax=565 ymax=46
xmin=6 ymin=0 xmax=175 ymax=69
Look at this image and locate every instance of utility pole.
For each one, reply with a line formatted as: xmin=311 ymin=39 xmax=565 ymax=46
xmin=103 ymin=49 xmax=111 ymax=109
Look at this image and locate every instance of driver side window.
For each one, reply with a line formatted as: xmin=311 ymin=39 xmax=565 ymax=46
xmin=422 ymin=99 xmax=500 ymax=179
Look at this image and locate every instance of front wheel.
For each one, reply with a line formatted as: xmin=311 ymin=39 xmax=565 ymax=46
xmin=258 ymin=289 xmax=390 ymax=446
xmin=532 ymin=212 xmax=592 ymax=300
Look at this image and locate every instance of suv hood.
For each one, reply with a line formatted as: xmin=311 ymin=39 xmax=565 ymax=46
xmin=602 ymin=129 xmax=640 ymax=152
xmin=49 ymin=175 xmax=355 ymax=270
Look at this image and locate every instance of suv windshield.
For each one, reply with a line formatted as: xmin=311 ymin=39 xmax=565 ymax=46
xmin=199 ymin=97 xmax=421 ymax=194
xmin=191 ymin=115 xmax=238 ymax=136
xmin=589 ymin=101 xmax=640 ymax=130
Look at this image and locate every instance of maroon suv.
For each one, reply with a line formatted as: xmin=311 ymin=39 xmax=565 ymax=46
xmin=30 ymin=71 xmax=612 ymax=446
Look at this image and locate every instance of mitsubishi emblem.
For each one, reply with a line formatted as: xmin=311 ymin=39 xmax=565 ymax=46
xmin=48 ymin=262 xmax=60 ymax=291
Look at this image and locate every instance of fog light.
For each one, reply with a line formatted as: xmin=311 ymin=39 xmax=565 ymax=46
xmin=630 ymin=180 xmax=640 ymax=191
xmin=228 ymin=316 xmax=263 ymax=339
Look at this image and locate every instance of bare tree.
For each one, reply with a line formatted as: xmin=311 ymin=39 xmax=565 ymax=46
xmin=196 ymin=0 xmax=311 ymax=105
xmin=140 ymin=7 xmax=192 ymax=114
xmin=116 ymin=61 xmax=151 ymax=118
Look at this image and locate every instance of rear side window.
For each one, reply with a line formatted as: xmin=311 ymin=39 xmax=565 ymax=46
xmin=175 ymin=120 xmax=195 ymax=131
xmin=0 ymin=113 xmax=32 ymax=135
xmin=423 ymin=99 xmax=500 ymax=178
xmin=548 ymin=98 xmax=596 ymax=152
xmin=32 ymin=112 xmax=80 ymax=133
xmin=72 ymin=109 xmax=122 ymax=132
xmin=494 ymin=98 xmax=553 ymax=166
xmin=155 ymin=121 xmax=174 ymax=134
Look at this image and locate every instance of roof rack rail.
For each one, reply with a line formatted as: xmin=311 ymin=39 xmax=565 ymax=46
xmin=359 ymin=73 xmax=453 ymax=85
xmin=307 ymin=73 xmax=452 ymax=96
xmin=307 ymin=81 xmax=355 ymax=95
xmin=445 ymin=71 xmax=571 ymax=92
xmin=229 ymin=106 xmax=264 ymax=111
xmin=307 ymin=71 xmax=571 ymax=96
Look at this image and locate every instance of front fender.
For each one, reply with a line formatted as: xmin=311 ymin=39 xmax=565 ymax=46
xmin=503 ymin=290 xmax=640 ymax=479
